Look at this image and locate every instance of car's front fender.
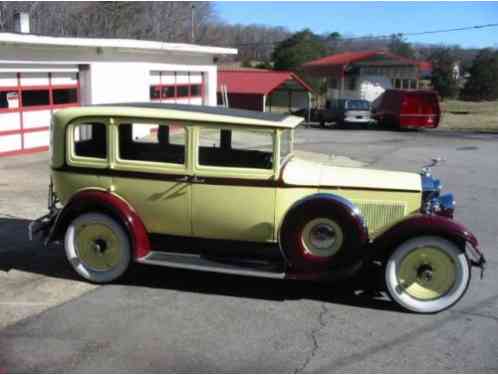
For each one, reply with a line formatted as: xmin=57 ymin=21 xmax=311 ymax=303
xmin=47 ymin=189 xmax=150 ymax=259
xmin=370 ymin=213 xmax=485 ymax=267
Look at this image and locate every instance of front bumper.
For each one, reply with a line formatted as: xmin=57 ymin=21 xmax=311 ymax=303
xmin=28 ymin=209 xmax=59 ymax=244
xmin=466 ymin=241 xmax=487 ymax=279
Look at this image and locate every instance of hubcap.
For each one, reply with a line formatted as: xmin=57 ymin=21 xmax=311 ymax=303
xmin=398 ymin=246 xmax=456 ymax=300
xmin=75 ymin=222 xmax=122 ymax=271
xmin=301 ymin=218 xmax=344 ymax=258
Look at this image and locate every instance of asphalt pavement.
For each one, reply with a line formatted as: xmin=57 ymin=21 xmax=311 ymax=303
xmin=1 ymin=126 xmax=497 ymax=372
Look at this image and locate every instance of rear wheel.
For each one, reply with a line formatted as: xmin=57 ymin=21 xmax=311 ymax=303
xmin=385 ymin=236 xmax=470 ymax=313
xmin=65 ymin=212 xmax=131 ymax=283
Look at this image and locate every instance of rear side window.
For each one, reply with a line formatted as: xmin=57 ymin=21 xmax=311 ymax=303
xmin=73 ymin=123 xmax=107 ymax=159
xmin=198 ymin=128 xmax=273 ymax=170
xmin=119 ymin=123 xmax=186 ymax=165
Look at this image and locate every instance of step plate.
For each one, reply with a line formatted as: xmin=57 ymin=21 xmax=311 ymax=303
xmin=137 ymin=251 xmax=286 ymax=279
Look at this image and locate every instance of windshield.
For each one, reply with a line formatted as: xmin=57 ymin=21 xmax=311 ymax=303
xmin=346 ymin=100 xmax=370 ymax=110
xmin=280 ymin=129 xmax=293 ymax=164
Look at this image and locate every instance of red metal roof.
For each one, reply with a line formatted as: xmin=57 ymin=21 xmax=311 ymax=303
xmin=303 ymin=50 xmax=427 ymax=68
xmin=218 ymin=70 xmax=313 ymax=95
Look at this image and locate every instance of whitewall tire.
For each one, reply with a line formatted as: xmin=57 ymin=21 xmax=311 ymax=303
xmin=65 ymin=212 xmax=131 ymax=283
xmin=385 ymin=236 xmax=470 ymax=313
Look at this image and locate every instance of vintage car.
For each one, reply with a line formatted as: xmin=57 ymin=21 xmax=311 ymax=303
xmin=29 ymin=103 xmax=485 ymax=313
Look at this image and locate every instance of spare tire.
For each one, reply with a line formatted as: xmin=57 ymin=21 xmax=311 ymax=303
xmin=280 ymin=195 xmax=368 ymax=273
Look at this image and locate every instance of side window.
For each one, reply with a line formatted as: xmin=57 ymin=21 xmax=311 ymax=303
xmin=198 ymin=128 xmax=273 ymax=170
xmin=118 ymin=123 xmax=186 ymax=165
xmin=73 ymin=123 xmax=107 ymax=159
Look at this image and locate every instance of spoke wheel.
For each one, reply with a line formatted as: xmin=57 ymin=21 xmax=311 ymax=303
xmin=65 ymin=212 xmax=131 ymax=283
xmin=385 ymin=236 xmax=470 ymax=313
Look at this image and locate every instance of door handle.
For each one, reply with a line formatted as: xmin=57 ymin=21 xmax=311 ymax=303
xmin=191 ymin=176 xmax=205 ymax=183
xmin=175 ymin=176 xmax=190 ymax=182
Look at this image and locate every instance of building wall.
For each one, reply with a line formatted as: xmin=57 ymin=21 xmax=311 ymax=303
xmin=0 ymin=43 xmax=222 ymax=156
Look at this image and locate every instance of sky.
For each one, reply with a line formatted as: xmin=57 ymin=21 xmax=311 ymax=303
xmin=215 ymin=1 xmax=498 ymax=48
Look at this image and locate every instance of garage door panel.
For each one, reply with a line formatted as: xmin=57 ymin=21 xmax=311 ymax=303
xmin=0 ymin=73 xmax=17 ymax=87
xmin=0 ymin=112 xmax=21 ymax=132
xmin=176 ymin=73 xmax=189 ymax=84
xmin=0 ymin=134 xmax=22 ymax=153
xmin=23 ymin=130 xmax=49 ymax=149
xmin=51 ymin=72 xmax=78 ymax=85
xmin=22 ymin=110 xmax=51 ymax=129
xmin=189 ymin=72 xmax=203 ymax=84
xmin=162 ymin=72 xmax=175 ymax=85
xmin=20 ymin=72 xmax=49 ymax=86
xmin=189 ymin=97 xmax=203 ymax=105
xmin=149 ymin=72 xmax=161 ymax=85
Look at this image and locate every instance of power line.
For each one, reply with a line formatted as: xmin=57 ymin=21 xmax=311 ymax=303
xmin=232 ymin=23 xmax=498 ymax=47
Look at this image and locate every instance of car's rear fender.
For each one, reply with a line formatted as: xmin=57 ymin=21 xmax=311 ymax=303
xmin=370 ymin=213 xmax=485 ymax=267
xmin=48 ymin=189 xmax=150 ymax=259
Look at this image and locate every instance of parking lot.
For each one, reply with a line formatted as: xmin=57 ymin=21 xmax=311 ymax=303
xmin=1 ymin=126 xmax=497 ymax=372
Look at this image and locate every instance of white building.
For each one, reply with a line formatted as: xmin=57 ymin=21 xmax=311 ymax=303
xmin=302 ymin=50 xmax=431 ymax=104
xmin=0 ymin=32 xmax=236 ymax=157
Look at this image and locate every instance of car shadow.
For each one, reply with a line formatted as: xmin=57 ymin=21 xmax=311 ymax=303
xmin=0 ymin=217 xmax=402 ymax=313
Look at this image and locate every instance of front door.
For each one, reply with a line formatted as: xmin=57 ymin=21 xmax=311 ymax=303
xmin=191 ymin=126 xmax=276 ymax=243
xmin=111 ymin=121 xmax=192 ymax=237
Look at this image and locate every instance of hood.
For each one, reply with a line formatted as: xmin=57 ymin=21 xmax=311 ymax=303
xmin=282 ymin=157 xmax=421 ymax=192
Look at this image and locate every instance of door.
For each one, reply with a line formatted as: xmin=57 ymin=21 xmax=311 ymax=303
xmin=111 ymin=121 xmax=192 ymax=237
xmin=0 ymin=70 xmax=79 ymax=157
xmin=191 ymin=126 xmax=276 ymax=243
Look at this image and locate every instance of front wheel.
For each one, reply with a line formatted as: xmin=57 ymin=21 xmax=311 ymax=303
xmin=65 ymin=212 xmax=131 ymax=283
xmin=385 ymin=236 xmax=471 ymax=313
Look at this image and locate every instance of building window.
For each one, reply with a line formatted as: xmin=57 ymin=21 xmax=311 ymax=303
xmin=410 ymin=80 xmax=418 ymax=89
xmin=177 ymin=85 xmax=189 ymax=98
xmin=73 ymin=123 xmax=107 ymax=159
xmin=162 ymin=86 xmax=175 ymax=99
xmin=150 ymin=83 xmax=203 ymax=101
xmin=190 ymin=84 xmax=201 ymax=97
xmin=22 ymin=89 xmax=50 ymax=107
xmin=394 ymin=79 xmax=402 ymax=89
xmin=150 ymin=86 xmax=161 ymax=100
xmin=53 ymin=88 xmax=78 ymax=105
xmin=402 ymin=79 xmax=410 ymax=89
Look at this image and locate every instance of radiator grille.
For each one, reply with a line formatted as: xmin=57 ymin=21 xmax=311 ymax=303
xmin=353 ymin=200 xmax=407 ymax=234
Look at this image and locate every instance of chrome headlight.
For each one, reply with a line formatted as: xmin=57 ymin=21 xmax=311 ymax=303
xmin=427 ymin=193 xmax=455 ymax=218
xmin=421 ymin=173 xmax=442 ymax=202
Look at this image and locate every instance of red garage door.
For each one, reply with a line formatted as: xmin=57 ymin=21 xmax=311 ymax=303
xmin=150 ymin=71 xmax=205 ymax=106
xmin=0 ymin=71 xmax=80 ymax=157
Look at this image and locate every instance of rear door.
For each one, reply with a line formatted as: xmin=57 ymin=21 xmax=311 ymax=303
xmin=191 ymin=126 xmax=276 ymax=243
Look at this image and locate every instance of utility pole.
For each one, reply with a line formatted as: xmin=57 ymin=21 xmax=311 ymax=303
xmin=191 ymin=4 xmax=195 ymax=43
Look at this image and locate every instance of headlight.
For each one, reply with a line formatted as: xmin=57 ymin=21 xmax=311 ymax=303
xmin=428 ymin=193 xmax=455 ymax=218
xmin=421 ymin=173 xmax=454 ymax=218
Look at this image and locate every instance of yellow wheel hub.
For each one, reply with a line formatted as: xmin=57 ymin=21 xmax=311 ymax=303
xmin=398 ymin=246 xmax=456 ymax=300
xmin=301 ymin=218 xmax=344 ymax=257
xmin=75 ymin=222 xmax=122 ymax=271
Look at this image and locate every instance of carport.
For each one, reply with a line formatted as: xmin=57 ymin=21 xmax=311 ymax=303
xmin=217 ymin=70 xmax=313 ymax=114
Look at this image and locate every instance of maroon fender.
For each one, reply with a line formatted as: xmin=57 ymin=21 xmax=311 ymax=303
xmin=48 ymin=189 xmax=150 ymax=259
xmin=370 ymin=213 xmax=483 ymax=262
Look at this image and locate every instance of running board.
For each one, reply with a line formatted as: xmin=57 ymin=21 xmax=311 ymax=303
xmin=137 ymin=251 xmax=286 ymax=279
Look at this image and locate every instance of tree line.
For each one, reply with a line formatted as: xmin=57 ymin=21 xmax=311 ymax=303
xmin=1 ymin=2 xmax=496 ymax=101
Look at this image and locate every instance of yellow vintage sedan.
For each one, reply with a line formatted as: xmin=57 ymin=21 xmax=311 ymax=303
xmin=29 ymin=103 xmax=485 ymax=313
